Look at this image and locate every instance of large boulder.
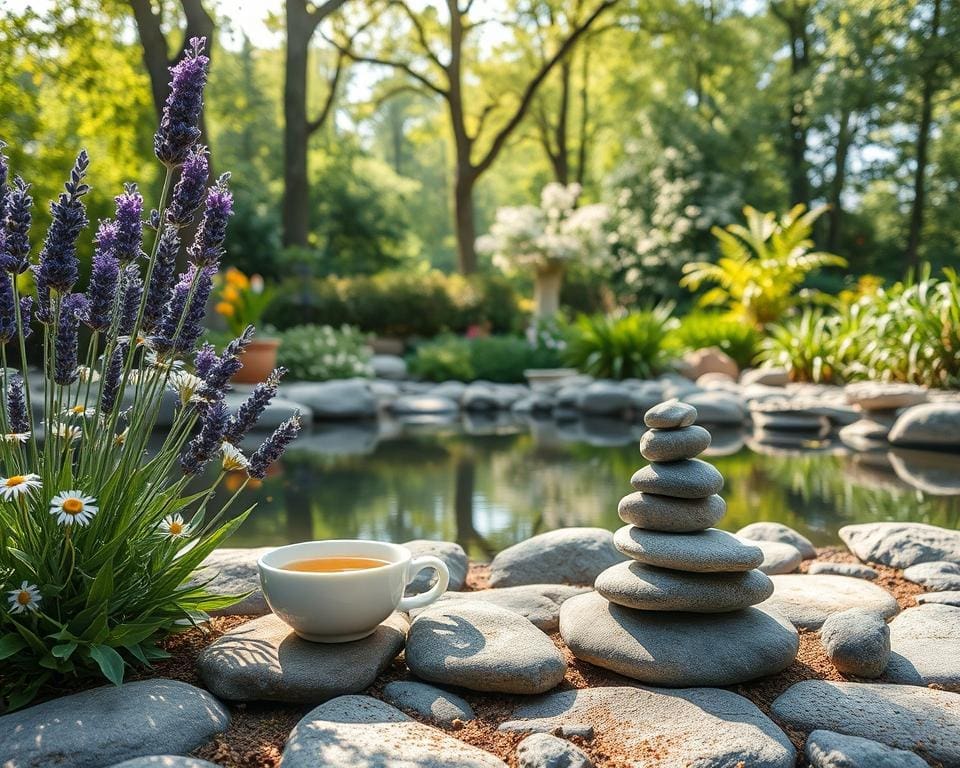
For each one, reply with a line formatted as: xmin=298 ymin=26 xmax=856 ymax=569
xmin=888 ymin=402 xmax=960 ymax=449
xmin=839 ymin=522 xmax=960 ymax=568
xmin=488 ymin=528 xmax=626 ymax=588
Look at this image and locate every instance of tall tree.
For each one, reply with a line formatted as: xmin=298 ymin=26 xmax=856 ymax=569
xmin=332 ymin=0 xmax=619 ymax=273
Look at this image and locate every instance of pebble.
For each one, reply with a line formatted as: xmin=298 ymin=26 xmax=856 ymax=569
xmin=819 ymin=608 xmax=890 ymax=678
xmin=405 ymin=602 xmax=567 ymax=694
xmin=805 ymin=729 xmax=928 ymax=768
xmin=808 ymin=562 xmax=878 ymax=580
xmin=839 ymin=522 xmax=960 ymax=568
xmin=595 ymin=560 xmax=773 ymax=612
xmin=403 ymin=539 xmax=469 ymax=594
xmin=902 ymin=560 xmax=960 ymax=590
xmin=741 ymin=367 xmax=790 ymax=387
xmin=889 ymin=403 xmax=960 ymax=449
xmin=577 ymin=381 xmax=633 ymax=416
xmin=760 ymin=574 xmax=899 ymax=629
xmin=638 ymin=425 xmax=711 ymax=462
xmin=381 ymin=681 xmax=475 ymax=726
xmin=282 ymin=695 xmax=507 ymax=767
xmin=502 ymin=686 xmax=795 ymax=767
xmin=682 ymin=390 xmax=747 ymax=425
xmin=643 ymin=400 xmax=697 ymax=429
xmin=771 ymin=681 xmax=960 ymax=766
xmin=515 ymin=733 xmax=594 ymax=768
xmin=197 ymin=612 xmax=408 ymax=702
xmin=735 ymin=522 xmax=817 ymax=559
xmin=617 ymin=492 xmax=726 ymax=532
xmin=917 ymin=590 xmax=960 ymax=607
xmin=559 ymin=591 xmax=798 ymax=686
xmin=192 ymin=546 xmax=271 ymax=616
xmin=488 ymin=527 xmax=625 ymax=588
xmin=0 ymin=680 xmax=229 ymax=768
xmin=744 ymin=538 xmax=803 ymax=574
xmin=630 ymin=458 xmax=724 ymax=498
xmin=885 ymin=604 xmax=960 ymax=687
xmin=410 ymin=584 xmax=590 ymax=631
xmin=613 ymin=525 xmax=763 ymax=572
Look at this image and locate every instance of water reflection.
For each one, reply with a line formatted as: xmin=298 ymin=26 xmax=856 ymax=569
xmin=219 ymin=416 xmax=960 ymax=559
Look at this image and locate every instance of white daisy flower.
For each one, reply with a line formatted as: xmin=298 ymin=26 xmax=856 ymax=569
xmin=49 ymin=490 xmax=99 ymax=527
xmin=220 ymin=442 xmax=249 ymax=471
xmin=159 ymin=514 xmax=190 ymax=539
xmin=145 ymin=350 xmax=183 ymax=373
xmin=48 ymin=422 xmax=82 ymax=442
xmin=114 ymin=428 xmax=129 ymax=446
xmin=0 ymin=473 xmax=42 ymax=501
xmin=2 ymin=432 xmax=31 ymax=444
xmin=7 ymin=581 xmax=41 ymax=614
xmin=169 ymin=371 xmax=204 ymax=405
xmin=77 ymin=366 xmax=101 ymax=384
xmin=61 ymin=404 xmax=97 ymax=419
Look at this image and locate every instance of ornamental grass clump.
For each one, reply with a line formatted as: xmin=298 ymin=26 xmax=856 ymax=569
xmin=0 ymin=38 xmax=301 ymax=709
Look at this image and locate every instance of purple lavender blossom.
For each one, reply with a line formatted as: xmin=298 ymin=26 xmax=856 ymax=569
xmin=198 ymin=325 xmax=255 ymax=402
xmin=99 ymin=343 xmax=125 ymax=415
xmin=179 ymin=400 xmax=228 ymax=474
xmin=19 ymin=296 xmax=33 ymax=339
xmin=142 ymin=227 xmax=179 ymax=334
xmin=85 ymin=221 xmax=120 ymax=332
xmin=187 ymin=174 xmax=232 ymax=268
xmin=113 ymin=184 xmax=144 ymax=263
xmin=0 ymin=272 xmax=15 ymax=343
xmin=222 ymin=367 xmax=286 ymax=444
xmin=247 ymin=412 xmax=302 ymax=479
xmin=36 ymin=151 xmax=89 ymax=293
xmin=152 ymin=264 xmax=214 ymax=355
xmin=0 ymin=142 xmax=7 ymax=210
xmin=165 ymin=147 xmax=209 ymax=228
xmin=117 ymin=264 xmax=143 ymax=337
xmin=35 ymin=279 xmax=51 ymax=324
xmin=194 ymin=342 xmax=217 ymax=379
xmin=6 ymin=373 xmax=28 ymax=434
xmin=54 ymin=293 xmax=89 ymax=385
xmin=155 ymin=38 xmax=209 ymax=167
xmin=2 ymin=177 xmax=33 ymax=274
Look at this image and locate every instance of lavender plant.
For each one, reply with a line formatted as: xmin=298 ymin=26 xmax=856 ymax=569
xmin=0 ymin=38 xmax=300 ymax=709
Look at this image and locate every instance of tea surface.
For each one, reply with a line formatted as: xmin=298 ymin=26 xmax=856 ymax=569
xmin=282 ymin=556 xmax=390 ymax=573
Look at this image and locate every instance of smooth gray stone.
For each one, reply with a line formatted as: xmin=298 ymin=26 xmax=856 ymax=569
xmin=618 ymin=491 xmax=726 ymax=532
xmin=741 ymin=367 xmax=790 ymax=387
xmin=888 ymin=448 xmax=960 ymax=494
xmin=197 ymin=612 xmax=408 ymax=703
xmin=638 ymin=425 xmax=711 ymax=462
xmin=771 ymin=681 xmax=960 ymax=766
xmin=845 ymin=382 xmax=927 ymax=411
xmin=752 ymin=411 xmax=829 ymax=432
xmin=805 ymin=730 xmax=928 ymax=768
xmin=917 ymin=590 xmax=960 ymax=606
xmin=760 ymin=574 xmax=899 ymax=629
xmin=0 ymin=680 xmax=229 ymax=768
xmin=743 ymin=538 xmax=803 ymax=574
xmin=406 ymin=603 xmax=566 ymax=694
xmin=839 ymin=417 xmax=894 ymax=449
xmin=682 ymin=390 xmax=747 ymax=425
xmin=614 ymin=525 xmax=763 ymax=572
xmin=889 ymin=402 xmax=960 ymax=449
xmin=282 ymin=696 xmax=507 ymax=767
xmin=839 ymin=522 xmax=960 ymax=569
xmin=430 ymin=380 xmax=468 ymax=400
xmin=630 ymin=459 xmax=724 ymax=498
xmin=577 ymin=381 xmax=632 ymax=416
xmin=192 ymin=546 xmax=271 ymax=616
xmin=403 ymin=539 xmax=468 ymax=594
xmin=560 ymin=591 xmax=798 ymax=687
xmin=410 ymin=584 xmax=590 ymax=631
xmin=504 ymin=686 xmax=795 ymax=767
xmin=735 ymin=522 xmax=817 ymax=559
xmin=903 ymin=560 xmax=960 ymax=590
xmin=488 ymin=527 xmax=626 ymax=588
xmin=820 ymin=608 xmax=891 ymax=678
xmin=108 ymin=760 xmax=220 ymax=768
xmin=461 ymin=384 xmax=502 ymax=412
xmin=388 ymin=395 xmax=460 ymax=415
xmin=516 ymin=733 xmax=594 ymax=768
xmin=371 ymin=354 xmax=407 ymax=380
xmin=808 ymin=562 xmax=878 ymax=580
xmin=283 ymin=379 xmax=378 ymax=419
xmin=381 ymin=681 xmax=474 ymax=726
xmin=595 ymin=560 xmax=773 ymax=612
xmin=885 ymin=604 xmax=960 ymax=687
xmin=643 ymin=400 xmax=697 ymax=428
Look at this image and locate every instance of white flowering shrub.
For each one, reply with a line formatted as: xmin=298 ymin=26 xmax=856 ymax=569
xmin=278 ymin=324 xmax=374 ymax=381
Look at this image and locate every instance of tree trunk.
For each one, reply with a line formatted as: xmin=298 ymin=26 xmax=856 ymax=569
xmin=534 ymin=263 xmax=566 ymax=318
xmin=826 ymin=109 xmax=853 ymax=252
xmin=453 ymin=169 xmax=478 ymax=274
xmin=283 ymin=4 xmax=314 ymax=248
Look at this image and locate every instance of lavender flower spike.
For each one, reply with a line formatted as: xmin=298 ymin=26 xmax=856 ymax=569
xmin=222 ymin=367 xmax=287 ymax=444
xmin=199 ymin=325 xmax=255 ymax=402
xmin=36 ymin=151 xmax=89 ymax=293
xmin=7 ymin=374 xmax=28 ymax=434
xmin=117 ymin=264 xmax=143 ymax=337
xmin=19 ymin=296 xmax=33 ymax=339
xmin=248 ymin=411 xmax=302 ymax=480
xmin=152 ymin=264 xmax=214 ymax=355
xmin=113 ymin=184 xmax=144 ymax=263
xmin=99 ymin=343 xmax=125 ymax=415
xmin=85 ymin=221 xmax=120 ymax=332
xmin=2 ymin=177 xmax=32 ymax=274
xmin=54 ymin=293 xmax=89 ymax=385
xmin=194 ymin=342 xmax=218 ymax=379
xmin=0 ymin=272 xmax=15 ymax=344
xmin=187 ymin=173 xmax=233 ymax=268
xmin=0 ymin=141 xmax=8 ymax=214
xmin=180 ymin=400 xmax=228 ymax=474
xmin=165 ymin=147 xmax=208 ymax=228
xmin=155 ymin=37 xmax=209 ymax=167
xmin=142 ymin=227 xmax=179 ymax=334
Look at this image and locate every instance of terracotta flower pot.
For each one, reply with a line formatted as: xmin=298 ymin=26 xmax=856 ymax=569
xmin=232 ymin=338 xmax=281 ymax=384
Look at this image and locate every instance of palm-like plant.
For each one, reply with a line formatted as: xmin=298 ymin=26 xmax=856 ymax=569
xmin=681 ymin=204 xmax=846 ymax=327
xmin=564 ymin=306 xmax=678 ymax=380
xmin=756 ymin=308 xmax=840 ymax=383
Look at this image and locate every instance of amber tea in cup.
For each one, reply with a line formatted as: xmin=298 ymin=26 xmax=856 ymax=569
xmin=282 ymin=556 xmax=390 ymax=573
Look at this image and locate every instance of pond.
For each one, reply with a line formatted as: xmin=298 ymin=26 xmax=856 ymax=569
xmin=219 ymin=415 xmax=960 ymax=560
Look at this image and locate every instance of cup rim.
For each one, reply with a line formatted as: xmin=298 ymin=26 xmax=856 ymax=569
xmin=257 ymin=539 xmax=411 ymax=577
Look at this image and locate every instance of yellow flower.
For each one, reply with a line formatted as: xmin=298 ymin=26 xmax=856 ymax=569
xmin=225 ymin=267 xmax=249 ymax=289
xmin=221 ymin=285 xmax=241 ymax=303
xmin=215 ymin=301 xmax=235 ymax=317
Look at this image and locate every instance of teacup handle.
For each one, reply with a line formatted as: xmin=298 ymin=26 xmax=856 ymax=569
xmin=397 ymin=555 xmax=450 ymax=612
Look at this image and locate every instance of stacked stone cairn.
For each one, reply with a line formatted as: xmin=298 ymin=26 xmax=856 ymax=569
xmin=559 ymin=399 xmax=800 ymax=687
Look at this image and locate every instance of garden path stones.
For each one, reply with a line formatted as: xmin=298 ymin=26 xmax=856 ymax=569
xmin=617 ymin=492 xmax=726 ymax=532
xmin=515 ymin=733 xmax=593 ymax=768
xmin=839 ymin=522 xmax=960 ymax=568
xmin=381 ymin=681 xmax=474 ymax=726
xmin=410 ymin=584 xmax=590 ymax=631
xmin=194 ymin=546 xmax=271 ymax=616
xmin=405 ymin=602 xmax=566 ymax=694
xmin=403 ymin=539 xmax=468 ymax=594
xmin=613 ymin=525 xmax=763 ymax=572
xmin=745 ymin=539 xmax=803 ymax=574
xmin=819 ymin=608 xmax=890 ymax=678
xmin=0 ymin=680 xmax=229 ymax=768
xmin=917 ymin=590 xmax=960 ymax=606
xmin=630 ymin=459 xmax=724 ymax=498
xmin=804 ymin=730 xmax=929 ymax=768
xmin=735 ymin=521 xmax=817 ymax=559
xmin=488 ymin=528 xmax=626 ymax=588
xmin=637 ymin=424 xmax=711 ymax=462
xmin=643 ymin=399 xmax=697 ymax=428
xmin=108 ymin=759 xmax=221 ymax=768
xmin=559 ymin=591 xmax=798 ymax=686
xmin=759 ymin=574 xmax=899 ymax=629
xmin=808 ymin=562 xmax=878 ymax=580
xmin=889 ymin=402 xmax=960 ymax=449
xmin=885 ymin=604 xmax=960 ymax=688
xmin=282 ymin=695 xmax=507 ymax=768
xmin=771 ymin=681 xmax=960 ymax=766
xmin=197 ymin=612 xmax=408 ymax=703
xmin=903 ymin=560 xmax=960 ymax=590
xmin=501 ymin=686 xmax=795 ymax=768
xmin=595 ymin=560 xmax=774 ymax=612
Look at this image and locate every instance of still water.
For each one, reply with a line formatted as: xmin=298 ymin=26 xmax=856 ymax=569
xmin=219 ymin=415 xmax=960 ymax=560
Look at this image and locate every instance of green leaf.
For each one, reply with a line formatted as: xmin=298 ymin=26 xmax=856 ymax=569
xmin=51 ymin=641 xmax=78 ymax=659
xmin=86 ymin=560 xmax=114 ymax=608
xmin=88 ymin=644 xmax=125 ymax=686
xmin=0 ymin=634 xmax=27 ymax=660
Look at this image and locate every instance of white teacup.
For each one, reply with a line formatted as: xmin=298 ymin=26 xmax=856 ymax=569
xmin=257 ymin=539 xmax=450 ymax=643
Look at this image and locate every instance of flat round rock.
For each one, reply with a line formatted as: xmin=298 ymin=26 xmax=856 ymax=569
xmin=614 ymin=525 xmax=763 ymax=572
xmin=618 ymin=492 xmax=726 ymax=533
xmin=631 ymin=459 xmax=724 ymax=498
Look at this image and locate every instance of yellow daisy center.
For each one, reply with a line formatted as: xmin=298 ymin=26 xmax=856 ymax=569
xmin=16 ymin=590 xmax=31 ymax=606
xmin=62 ymin=498 xmax=84 ymax=515
xmin=5 ymin=476 xmax=25 ymax=488
xmin=168 ymin=521 xmax=183 ymax=535
xmin=71 ymin=405 xmax=85 ymax=414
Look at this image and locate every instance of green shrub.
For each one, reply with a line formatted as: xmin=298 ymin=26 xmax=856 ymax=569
xmin=408 ymin=336 xmax=474 ymax=382
xmin=757 ymin=309 xmax=841 ymax=383
xmin=564 ymin=307 xmax=679 ymax=380
xmin=670 ymin=313 xmax=762 ymax=369
xmin=278 ymin=325 xmax=373 ymax=381
xmin=469 ymin=336 xmax=565 ymax=383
